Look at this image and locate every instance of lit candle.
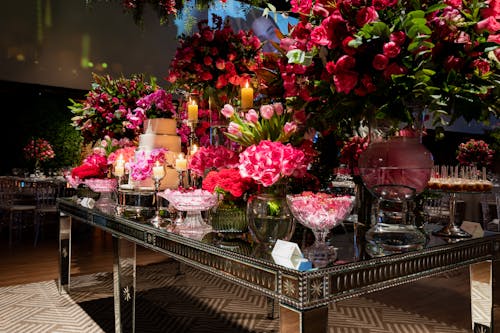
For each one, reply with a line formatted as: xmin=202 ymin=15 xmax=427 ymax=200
xmin=152 ymin=161 xmax=165 ymax=179
xmin=187 ymin=99 xmax=198 ymax=123
xmin=241 ymin=81 xmax=254 ymax=109
xmin=114 ymin=154 xmax=125 ymax=177
xmin=190 ymin=144 xmax=198 ymax=156
xmin=175 ymin=153 xmax=187 ymax=171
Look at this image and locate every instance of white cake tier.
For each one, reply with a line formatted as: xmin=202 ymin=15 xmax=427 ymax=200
xmin=138 ymin=134 xmax=182 ymax=153
xmin=144 ymin=118 xmax=177 ymax=135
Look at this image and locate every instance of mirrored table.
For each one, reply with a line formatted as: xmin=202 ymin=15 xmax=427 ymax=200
xmin=57 ymin=197 xmax=500 ymax=333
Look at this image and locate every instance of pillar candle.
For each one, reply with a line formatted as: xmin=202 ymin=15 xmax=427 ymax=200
xmin=241 ymin=82 xmax=254 ymax=109
xmin=175 ymin=154 xmax=187 ymax=171
xmin=114 ymin=154 xmax=125 ymax=177
xmin=152 ymin=161 xmax=165 ymax=179
xmin=187 ymin=100 xmax=198 ymax=123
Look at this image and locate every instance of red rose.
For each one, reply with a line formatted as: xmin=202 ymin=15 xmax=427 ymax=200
xmin=383 ymin=62 xmax=407 ymax=79
xmin=334 ymin=70 xmax=359 ymax=94
xmin=372 ymin=54 xmax=389 ymax=70
xmin=390 ymin=31 xmax=406 ymax=45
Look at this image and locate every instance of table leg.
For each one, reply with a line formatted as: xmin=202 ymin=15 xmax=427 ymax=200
xmin=470 ymin=260 xmax=500 ymax=333
xmin=279 ymin=303 xmax=328 ymax=333
xmin=113 ymin=236 xmax=136 ymax=333
xmin=58 ymin=213 xmax=71 ymax=294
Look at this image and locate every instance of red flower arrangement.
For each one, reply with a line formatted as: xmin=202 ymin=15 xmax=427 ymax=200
xmin=167 ymin=14 xmax=263 ymax=107
xmin=278 ymin=0 xmax=499 ymax=132
xmin=456 ymin=138 xmax=495 ymax=169
xmin=23 ymin=138 xmax=55 ymax=163
xmin=202 ymin=168 xmax=253 ymax=202
xmin=70 ymin=150 xmax=108 ymax=180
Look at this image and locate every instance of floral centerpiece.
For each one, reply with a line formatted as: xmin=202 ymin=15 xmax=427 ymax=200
xmin=69 ymin=73 xmax=157 ymax=144
xmin=23 ymin=138 xmax=56 ymax=167
xmin=166 ymin=14 xmax=263 ymax=108
xmin=202 ymin=168 xmax=254 ymax=233
xmin=457 ymin=138 xmax=495 ymax=170
xmin=276 ymin=0 xmax=499 ymax=132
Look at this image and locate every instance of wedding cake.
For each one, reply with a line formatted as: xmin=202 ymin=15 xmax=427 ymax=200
xmin=133 ymin=118 xmax=182 ymax=190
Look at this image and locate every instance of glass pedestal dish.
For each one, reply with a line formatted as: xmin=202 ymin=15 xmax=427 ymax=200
xmin=159 ymin=189 xmax=218 ymax=238
xmin=287 ymin=192 xmax=356 ymax=268
xmin=84 ymin=178 xmax=118 ymax=215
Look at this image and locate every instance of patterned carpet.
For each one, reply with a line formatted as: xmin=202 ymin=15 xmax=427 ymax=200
xmin=0 ymin=260 xmax=473 ymax=333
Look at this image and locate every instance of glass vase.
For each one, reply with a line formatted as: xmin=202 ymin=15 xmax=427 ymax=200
xmin=210 ymin=202 xmax=248 ymax=235
xmin=359 ymin=131 xmax=433 ymax=257
xmin=246 ymin=182 xmax=295 ymax=250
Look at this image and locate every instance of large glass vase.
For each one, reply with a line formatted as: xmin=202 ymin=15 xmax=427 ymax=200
xmin=359 ymin=136 xmax=433 ymax=256
xmin=247 ymin=183 xmax=295 ymax=250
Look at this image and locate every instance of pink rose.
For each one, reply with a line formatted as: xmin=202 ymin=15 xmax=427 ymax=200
xmin=372 ymin=54 xmax=389 ymax=70
xmin=356 ymin=6 xmax=379 ymax=27
xmin=383 ymin=41 xmax=401 ymax=58
xmin=472 ymin=59 xmax=491 ymax=75
xmin=221 ymin=104 xmax=235 ymax=118
xmin=260 ymin=104 xmax=275 ymax=119
xmin=245 ymin=109 xmax=259 ymax=123
xmin=310 ymin=26 xmax=330 ymax=46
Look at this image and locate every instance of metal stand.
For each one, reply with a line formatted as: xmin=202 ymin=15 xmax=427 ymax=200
xmin=433 ymin=192 xmax=472 ymax=238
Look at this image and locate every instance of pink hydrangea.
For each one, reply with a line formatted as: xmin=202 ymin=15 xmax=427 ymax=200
xmin=238 ymin=140 xmax=307 ymax=187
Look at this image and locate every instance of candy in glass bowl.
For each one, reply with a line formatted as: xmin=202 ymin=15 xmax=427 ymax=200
xmin=286 ymin=192 xmax=356 ymax=268
xmin=159 ymin=188 xmax=218 ymax=237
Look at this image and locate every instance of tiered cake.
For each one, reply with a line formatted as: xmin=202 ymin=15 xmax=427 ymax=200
xmin=133 ymin=118 xmax=181 ymax=190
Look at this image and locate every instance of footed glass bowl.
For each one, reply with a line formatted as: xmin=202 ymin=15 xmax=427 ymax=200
xmin=159 ymin=189 xmax=218 ymax=236
xmin=287 ymin=192 xmax=356 ymax=268
xmin=84 ymin=178 xmax=118 ymax=214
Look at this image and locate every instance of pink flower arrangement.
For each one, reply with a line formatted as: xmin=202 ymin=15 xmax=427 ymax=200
xmin=221 ymin=102 xmax=299 ymax=147
xmin=107 ymin=146 xmax=137 ymax=168
xmin=134 ymin=88 xmax=177 ymax=120
xmin=129 ymin=148 xmax=168 ymax=180
xmin=456 ymin=139 xmax=495 ymax=169
xmin=23 ymin=138 xmax=55 ymax=162
xmin=188 ymin=146 xmax=240 ymax=177
xmin=167 ymin=14 xmax=262 ymax=107
xmin=239 ymin=140 xmax=308 ymax=187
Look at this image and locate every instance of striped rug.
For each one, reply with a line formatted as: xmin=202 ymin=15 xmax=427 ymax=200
xmin=0 ymin=261 xmax=473 ymax=333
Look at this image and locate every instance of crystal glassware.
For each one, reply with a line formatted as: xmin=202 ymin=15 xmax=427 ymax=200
xmin=286 ymin=192 xmax=356 ymax=268
xmin=159 ymin=189 xmax=217 ymax=238
xmin=84 ymin=178 xmax=118 ymax=215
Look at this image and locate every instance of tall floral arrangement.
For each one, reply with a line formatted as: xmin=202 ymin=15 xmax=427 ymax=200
xmin=167 ymin=14 xmax=263 ymax=107
xmin=456 ymin=138 xmax=495 ymax=169
xmin=23 ymin=138 xmax=56 ymax=164
xmin=277 ymin=0 xmax=499 ymax=132
xmin=69 ymin=73 xmax=157 ymax=144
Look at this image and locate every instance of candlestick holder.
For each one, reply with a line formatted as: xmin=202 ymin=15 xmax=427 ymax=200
xmin=149 ymin=176 xmax=170 ymax=229
xmin=176 ymin=169 xmax=186 ymax=188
